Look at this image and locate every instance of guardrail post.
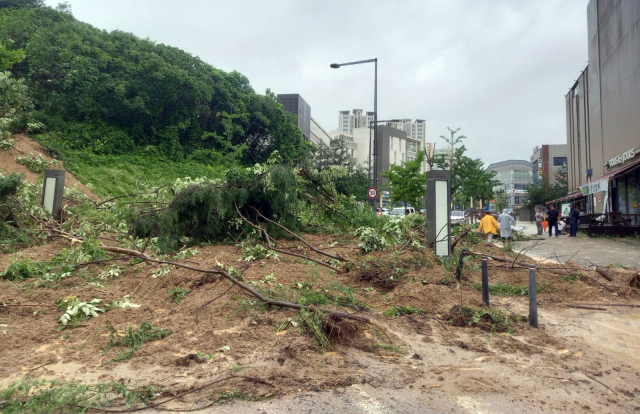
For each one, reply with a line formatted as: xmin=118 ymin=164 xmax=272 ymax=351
xmin=529 ymin=266 xmax=538 ymax=328
xmin=481 ymin=256 xmax=489 ymax=307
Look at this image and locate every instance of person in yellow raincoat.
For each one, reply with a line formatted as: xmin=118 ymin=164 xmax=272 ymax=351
xmin=477 ymin=211 xmax=499 ymax=243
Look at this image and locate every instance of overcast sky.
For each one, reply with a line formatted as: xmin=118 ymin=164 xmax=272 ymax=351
xmin=45 ymin=0 xmax=589 ymax=166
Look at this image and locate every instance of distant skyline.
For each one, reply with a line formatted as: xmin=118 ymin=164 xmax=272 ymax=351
xmin=45 ymin=0 xmax=589 ymax=166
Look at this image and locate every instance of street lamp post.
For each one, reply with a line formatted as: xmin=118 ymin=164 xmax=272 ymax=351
xmin=330 ymin=58 xmax=378 ymax=207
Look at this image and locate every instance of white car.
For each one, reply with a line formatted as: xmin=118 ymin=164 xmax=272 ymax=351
xmin=389 ymin=207 xmax=416 ymax=217
xmin=450 ymin=210 xmax=465 ymax=224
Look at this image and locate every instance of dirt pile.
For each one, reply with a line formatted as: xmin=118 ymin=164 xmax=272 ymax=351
xmin=1 ymin=227 xmax=640 ymax=410
xmin=0 ymin=134 xmax=97 ymax=199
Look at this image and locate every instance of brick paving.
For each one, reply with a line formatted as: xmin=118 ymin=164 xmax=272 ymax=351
xmin=513 ymin=221 xmax=640 ymax=270
xmin=544 ymin=307 xmax=640 ymax=371
xmin=509 ymin=222 xmax=640 ymax=369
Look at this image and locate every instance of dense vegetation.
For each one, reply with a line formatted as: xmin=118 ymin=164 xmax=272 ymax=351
xmin=0 ymin=3 xmax=311 ymax=165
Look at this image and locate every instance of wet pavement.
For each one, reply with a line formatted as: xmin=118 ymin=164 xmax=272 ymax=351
xmin=513 ymin=221 xmax=640 ymax=270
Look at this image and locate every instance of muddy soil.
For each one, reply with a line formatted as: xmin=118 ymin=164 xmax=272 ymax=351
xmin=0 ymin=134 xmax=98 ymax=199
xmin=1 ymin=235 xmax=639 ymax=412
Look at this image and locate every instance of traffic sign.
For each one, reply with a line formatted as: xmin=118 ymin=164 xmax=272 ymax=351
xmin=367 ymin=187 xmax=378 ymax=199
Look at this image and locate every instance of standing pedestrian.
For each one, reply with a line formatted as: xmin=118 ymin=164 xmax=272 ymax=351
xmin=546 ymin=205 xmax=559 ymax=237
xmin=478 ymin=211 xmax=499 ymax=243
xmin=569 ymin=204 xmax=580 ymax=237
xmin=498 ymin=209 xmax=516 ymax=243
xmin=535 ymin=208 xmax=545 ymax=235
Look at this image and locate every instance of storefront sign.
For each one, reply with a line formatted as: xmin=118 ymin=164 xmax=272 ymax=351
xmin=580 ymin=178 xmax=608 ymax=195
xmin=606 ymin=148 xmax=636 ymax=169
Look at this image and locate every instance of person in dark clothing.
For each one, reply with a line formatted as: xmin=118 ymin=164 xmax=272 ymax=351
xmin=546 ymin=205 xmax=559 ymax=237
xmin=569 ymin=204 xmax=580 ymax=237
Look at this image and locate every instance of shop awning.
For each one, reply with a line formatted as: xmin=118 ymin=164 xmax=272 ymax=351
xmin=546 ymin=191 xmax=583 ymax=205
xmin=589 ymin=157 xmax=640 ymax=183
xmin=547 ymin=158 xmax=640 ymax=205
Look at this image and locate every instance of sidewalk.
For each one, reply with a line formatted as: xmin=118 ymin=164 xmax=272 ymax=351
xmin=513 ymin=221 xmax=640 ymax=270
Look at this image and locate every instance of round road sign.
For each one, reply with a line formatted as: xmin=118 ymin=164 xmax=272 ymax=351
xmin=367 ymin=187 xmax=378 ymax=199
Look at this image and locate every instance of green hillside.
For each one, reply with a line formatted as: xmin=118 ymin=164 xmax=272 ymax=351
xmin=0 ymin=3 xmax=311 ymax=195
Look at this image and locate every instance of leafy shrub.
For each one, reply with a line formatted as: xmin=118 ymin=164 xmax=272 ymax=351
xmin=103 ymin=321 xmax=172 ymax=364
xmin=2 ymin=254 xmax=44 ymax=281
xmin=240 ymin=244 xmax=280 ymax=262
xmin=384 ymin=306 xmax=423 ymax=318
xmin=0 ymin=172 xmax=22 ymax=202
xmin=105 ymin=296 xmax=141 ymax=310
xmin=65 ymin=122 xmax=135 ymax=155
xmin=140 ymin=154 xmax=301 ymax=252
xmin=0 ymin=378 xmax=162 ymax=413
xmin=472 ymin=281 xmax=529 ymax=296
xmin=444 ymin=305 xmax=527 ymax=332
xmin=168 ymin=286 xmax=190 ymax=304
xmin=0 ymin=138 xmax=14 ymax=149
xmin=15 ymin=153 xmax=49 ymax=173
xmin=56 ymin=296 xmax=104 ymax=326
xmin=354 ymin=227 xmax=388 ymax=253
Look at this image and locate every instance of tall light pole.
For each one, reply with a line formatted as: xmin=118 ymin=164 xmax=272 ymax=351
xmin=330 ymin=58 xmax=378 ymax=207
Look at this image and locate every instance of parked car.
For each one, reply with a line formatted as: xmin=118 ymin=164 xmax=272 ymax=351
xmin=450 ymin=210 xmax=465 ymax=224
xmin=389 ymin=207 xmax=416 ymax=217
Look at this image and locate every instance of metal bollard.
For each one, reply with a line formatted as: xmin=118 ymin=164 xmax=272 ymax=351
xmin=529 ymin=266 xmax=538 ymax=328
xmin=481 ymin=256 xmax=489 ymax=307
xmin=455 ymin=249 xmax=467 ymax=281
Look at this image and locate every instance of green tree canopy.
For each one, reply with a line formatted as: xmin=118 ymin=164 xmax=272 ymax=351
xmin=0 ymin=6 xmax=308 ymax=163
xmin=524 ymin=177 xmax=567 ymax=208
xmin=432 ymin=145 xmax=499 ymax=208
xmin=312 ymin=138 xmax=368 ymax=200
xmin=0 ymin=0 xmax=45 ymax=9
xmin=382 ymin=151 xmax=426 ymax=211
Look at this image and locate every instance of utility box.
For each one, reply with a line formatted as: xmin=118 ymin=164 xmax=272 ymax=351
xmin=42 ymin=169 xmax=66 ymax=220
xmin=426 ymin=170 xmax=451 ymax=257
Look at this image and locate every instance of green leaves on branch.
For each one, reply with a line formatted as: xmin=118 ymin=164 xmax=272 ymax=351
xmin=382 ymin=151 xmax=425 ymax=209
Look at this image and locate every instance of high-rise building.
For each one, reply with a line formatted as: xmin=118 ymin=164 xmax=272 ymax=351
xmin=277 ymin=94 xmax=311 ymax=141
xmin=335 ymin=111 xmax=430 ymax=173
xmin=338 ymin=109 xmax=374 ymax=134
xmin=563 ymin=0 xmax=640 ymax=217
xmin=388 ymin=119 xmax=426 ymax=142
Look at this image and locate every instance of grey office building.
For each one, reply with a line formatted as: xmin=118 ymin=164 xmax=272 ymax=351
xmin=486 ymin=160 xmax=533 ymax=209
xmin=564 ymin=0 xmax=640 ymax=216
xmin=373 ymin=125 xmax=408 ymax=186
xmin=277 ymin=94 xmax=311 ymax=142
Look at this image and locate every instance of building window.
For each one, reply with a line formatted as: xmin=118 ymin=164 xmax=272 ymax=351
xmin=553 ymin=157 xmax=567 ymax=167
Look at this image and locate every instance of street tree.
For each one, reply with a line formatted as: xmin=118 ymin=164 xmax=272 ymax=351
xmin=314 ymin=138 xmax=356 ymax=172
xmin=382 ymin=151 xmax=426 ymax=213
xmin=495 ymin=190 xmax=509 ymax=212
xmin=312 ymin=138 xmax=368 ymax=200
xmin=431 ymin=145 xmax=499 ymax=209
xmin=439 ymin=127 xmax=466 ymax=170
xmin=524 ymin=178 xmax=567 ymax=208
